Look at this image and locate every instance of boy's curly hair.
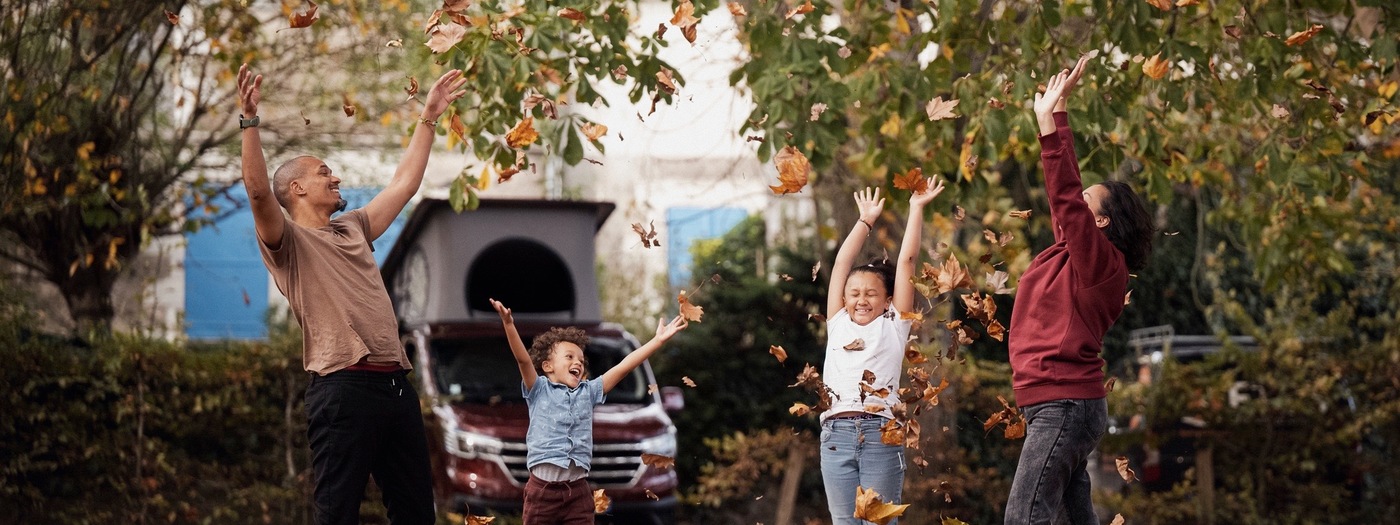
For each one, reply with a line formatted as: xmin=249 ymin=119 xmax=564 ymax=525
xmin=528 ymin=326 xmax=590 ymax=375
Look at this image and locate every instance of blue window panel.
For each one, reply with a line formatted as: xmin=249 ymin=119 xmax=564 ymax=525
xmin=665 ymin=207 xmax=747 ymax=289
xmin=184 ymin=184 xmax=408 ymax=339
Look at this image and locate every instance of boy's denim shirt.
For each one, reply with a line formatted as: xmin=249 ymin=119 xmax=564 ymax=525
xmin=523 ymin=376 xmax=606 ymax=471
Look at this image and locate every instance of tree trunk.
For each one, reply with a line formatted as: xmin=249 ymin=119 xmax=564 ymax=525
xmin=57 ymin=266 xmax=118 ymax=336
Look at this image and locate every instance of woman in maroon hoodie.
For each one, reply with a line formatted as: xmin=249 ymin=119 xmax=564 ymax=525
xmin=1004 ymin=56 xmax=1155 ymax=525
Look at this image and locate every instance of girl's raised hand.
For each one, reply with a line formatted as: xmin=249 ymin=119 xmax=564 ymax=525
xmin=910 ymin=176 xmax=946 ymax=207
xmin=655 ymin=315 xmax=688 ymax=341
xmin=854 ymin=187 xmax=885 ymax=226
xmin=1033 ymin=68 xmax=1070 ymax=117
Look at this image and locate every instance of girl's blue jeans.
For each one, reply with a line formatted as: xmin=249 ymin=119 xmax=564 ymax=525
xmin=820 ymin=415 xmax=905 ymax=525
xmin=1004 ymin=397 xmax=1108 ymax=525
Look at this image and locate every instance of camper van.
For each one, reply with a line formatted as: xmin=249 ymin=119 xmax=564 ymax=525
xmin=380 ymin=199 xmax=682 ymax=523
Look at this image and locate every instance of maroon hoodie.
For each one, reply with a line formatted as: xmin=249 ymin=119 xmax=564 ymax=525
xmin=1008 ymin=112 xmax=1127 ymax=407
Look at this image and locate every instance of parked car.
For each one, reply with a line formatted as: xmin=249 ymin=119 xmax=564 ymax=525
xmin=381 ymin=199 xmax=682 ymax=523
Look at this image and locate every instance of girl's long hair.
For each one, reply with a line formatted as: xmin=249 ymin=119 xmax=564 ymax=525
xmin=1097 ymin=180 xmax=1155 ymax=272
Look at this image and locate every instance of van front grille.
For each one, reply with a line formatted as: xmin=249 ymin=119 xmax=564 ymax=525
xmin=498 ymin=440 xmax=644 ymax=488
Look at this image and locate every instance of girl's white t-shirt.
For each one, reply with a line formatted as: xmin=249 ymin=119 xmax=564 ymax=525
xmin=819 ymin=306 xmax=913 ymax=423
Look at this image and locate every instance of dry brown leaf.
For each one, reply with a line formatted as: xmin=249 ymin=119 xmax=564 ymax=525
xmin=1142 ymin=53 xmax=1170 ymax=80
xmin=164 ymin=9 xmax=179 ymax=25
xmin=988 ymin=97 xmax=1005 ymax=109
xmin=640 ymin=453 xmax=675 ymax=469
xmin=854 ymin=486 xmax=910 ymax=525
xmin=843 ymin=338 xmax=866 ymax=351
xmin=466 ymin=515 xmax=496 ymax=525
xmin=1224 ymin=24 xmax=1242 ymax=39
xmin=289 ymin=0 xmax=319 ymax=29
xmin=631 ymin=221 xmax=660 ymax=248
xmin=678 ymin=290 xmax=704 ymax=322
xmin=581 ymin=122 xmax=608 ymax=141
xmin=648 ymin=383 xmax=658 ymax=395
xmin=681 ymin=376 xmax=697 ymax=388
xmin=681 ymin=23 xmax=698 ymax=44
xmin=1008 ymin=209 xmax=1032 ymax=219
xmin=443 ymin=0 xmax=470 ymax=12
xmin=593 ymin=489 xmax=611 ymax=514
xmin=986 ymin=319 xmax=1006 ymax=342
xmin=404 ymin=77 xmax=419 ymax=100
xmin=1105 ymin=376 xmax=1118 ymax=392
xmin=769 ymin=345 xmax=788 ymax=363
xmin=784 ymin=0 xmax=815 ymax=19
xmin=952 ymin=206 xmax=966 ymax=221
xmin=426 ymin=23 xmax=467 ymax=54
xmin=1145 ymin=0 xmax=1172 ymax=10
xmin=656 ymin=67 xmax=678 ymax=94
xmin=1270 ymin=104 xmax=1291 ymax=119
xmin=505 ymin=116 xmax=539 ymax=148
xmin=1285 ymin=24 xmax=1324 ymax=46
xmin=936 ymin=254 xmax=974 ymax=295
xmin=893 ymin=167 xmax=927 ymax=193
xmin=1176 ymin=0 xmax=1199 ymax=5
xmin=769 ymin=146 xmax=811 ymax=194
xmin=925 ymin=96 xmax=960 ymax=121
xmin=879 ymin=417 xmax=905 ymax=446
xmin=655 ymin=22 xmax=668 ymax=41
xmin=790 ymin=402 xmax=812 ymax=416
xmin=558 ymin=8 xmax=587 ymax=21
xmin=904 ymin=345 xmax=927 ymax=364
xmin=611 ymin=65 xmax=628 ymax=81
xmin=728 ymin=2 xmax=747 ymax=16
xmin=342 ymin=94 xmax=356 ymax=117
xmin=449 ymin=113 xmax=466 ymax=142
xmin=1116 ymin=456 xmax=1138 ymax=483
xmin=671 ymin=0 xmax=700 ymax=27
xmin=986 ymin=270 xmax=1013 ymax=295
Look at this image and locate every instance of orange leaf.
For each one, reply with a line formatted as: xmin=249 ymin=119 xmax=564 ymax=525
xmin=854 ymin=486 xmax=910 ymax=525
xmin=1145 ymin=0 xmax=1172 ymax=10
xmin=678 ymin=290 xmax=704 ymax=322
xmin=449 ymin=113 xmax=466 ymax=142
xmin=671 ymin=0 xmax=700 ymax=27
xmin=681 ymin=376 xmax=697 ymax=387
xmin=443 ymin=0 xmax=470 ymax=13
xmin=289 ymin=0 xmax=319 ymax=29
xmin=728 ymin=2 xmax=747 ymax=16
xmin=879 ymin=417 xmax=905 ymax=446
xmin=404 ymin=76 xmax=419 ymax=100
xmin=505 ymin=116 xmax=539 ymax=148
xmin=1116 ymin=456 xmax=1139 ymax=483
xmin=1285 ymin=24 xmax=1324 ymax=46
xmin=784 ymin=0 xmax=815 ymax=19
xmin=904 ymin=344 xmax=927 ymax=364
xmin=1008 ymin=209 xmax=1031 ymax=219
xmin=581 ymin=122 xmax=608 ymax=141
xmin=769 ymin=146 xmax=811 ymax=194
xmin=164 ymin=9 xmax=179 ymax=25
xmin=558 ymin=8 xmax=587 ymax=21
xmin=769 ymin=345 xmax=788 ymax=363
xmin=892 ymin=167 xmax=927 ymax=193
xmin=656 ymin=67 xmax=678 ymax=94
xmin=789 ymin=402 xmax=812 ymax=416
xmin=640 ymin=453 xmax=675 ymax=469
xmin=425 ymin=23 xmax=466 ymax=54
xmin=843 ymin=338 xmax=866 ymax=351
xmin=1142 ymin=53 xmax=1170 ymax=80
xmin=592 ymin=489 xmax=611 ymax=514
xmin=342 ymin=93 xmax=356 ymax=117
xmin=466 ymin=516 xmax=496 ymax=525
xmin=925 ymin=96 xmax=960 ymax=121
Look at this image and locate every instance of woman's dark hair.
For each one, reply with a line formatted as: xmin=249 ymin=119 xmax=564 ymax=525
xmin=1097 ymin=180 xmax=1155 ymax=272
xmin=528 ymin=326 xmax=590 ymax=375
xmin=848 ymin=257 xmax=895 ymax=297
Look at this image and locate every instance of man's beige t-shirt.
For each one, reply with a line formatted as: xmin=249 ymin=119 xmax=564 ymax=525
xmin=259 ymin=208 xmax=411 ymax=375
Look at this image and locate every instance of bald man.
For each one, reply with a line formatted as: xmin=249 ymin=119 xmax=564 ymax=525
xmin=237 ymin=63 xmax=466 ymax=525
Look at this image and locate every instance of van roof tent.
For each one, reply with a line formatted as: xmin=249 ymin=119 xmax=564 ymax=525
xmin=381 ymin=198 xmax=617 ymax=325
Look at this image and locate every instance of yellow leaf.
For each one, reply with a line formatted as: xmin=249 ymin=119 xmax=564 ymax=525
xmin=77 ymin=142 xmax=95 ymax=161
xmin=894 ymin=8 xmax=911 ymax=35
xmin=1380 ymin=81 xmax=1398 ymax=99
xmin=581 ymin=122 xmax=608 ymax=141
xmin=592 ymin=489 xmax=611 ymax=514
xmin=505 ymin=116 xmax=539 ymax=148
xmin=1142 ymin=52 xmax=1170 ymax=80
xmin=769 ymin=146 xmax=811 ymax=194
xmin=879 ymin=113 xmax=902 ymax=138
xmin=769 ymin=345 xmax=788 ymax=363
xmin=854 ymin=486 xmax=910 ymax=525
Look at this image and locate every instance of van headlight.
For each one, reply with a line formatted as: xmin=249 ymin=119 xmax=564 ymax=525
xmin=639 ymin=428 xmax=677 ymax=457
xmin=446 ymin=427 xmax=504 ymax=459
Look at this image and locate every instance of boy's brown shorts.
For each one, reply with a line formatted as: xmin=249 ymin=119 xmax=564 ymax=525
xmin=522 ymin=475 xmax=595 ymax=525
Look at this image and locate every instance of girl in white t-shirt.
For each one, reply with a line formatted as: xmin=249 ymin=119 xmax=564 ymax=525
xmin=820 ymin=176 xmax=944 ymax=524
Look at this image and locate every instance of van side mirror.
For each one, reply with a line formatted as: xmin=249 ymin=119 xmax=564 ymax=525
xmin=661 ymin=386 xmax=685 ymax=413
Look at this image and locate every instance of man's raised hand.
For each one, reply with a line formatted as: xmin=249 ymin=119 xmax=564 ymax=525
xmin=238 ymin=63 xmax=262 ymax=119
xmin=422 ymin=69 xmax=468 ymax=121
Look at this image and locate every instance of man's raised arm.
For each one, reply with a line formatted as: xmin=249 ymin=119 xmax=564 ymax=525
xmin=363 ymin=69 xmax=468 ymax=241
xmin=238 ymin=63 xmax=286 ymax=250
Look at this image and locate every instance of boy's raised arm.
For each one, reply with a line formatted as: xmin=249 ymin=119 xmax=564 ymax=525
xmin=491 ymin=299 xmax=536 ymax=391
xmin=601 ymin=315 xmax=687 ymax=393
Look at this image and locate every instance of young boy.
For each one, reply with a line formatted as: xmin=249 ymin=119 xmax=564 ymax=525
xmin=490 ymin=299 xmax=687 ymax=525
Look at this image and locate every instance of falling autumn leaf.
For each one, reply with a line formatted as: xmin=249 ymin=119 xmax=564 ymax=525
xmin=769 ymin=345 xmax=788 ymax=363
xmin=385 ymin=38 xmax=403 ymax=47
xmin=1008 ymin=209 xmax=1032 ymax=219
xmin=843 ymin=339 xmax=866 ymax=351
xmin=640 ymin=453 xmax=675 ymax=469
xmin=987 ymin=97 xmax=1005 ymax=109
xmin=342 ymin=94 xmax=356 ymax=117
xmin=893 ymin=167 xmax=928 ymax=193
xmin=593 ymin=489 xmax=611 ymax=513
xmin=646 ymin=489 xmax=659 ymax=500
xmin=681 ymin=376 xmax=697 ymax=388
xmin=581 ymin=122 xmax=608 ymax=141
xmin=404 ymin=77 xmax=420 ymax=101
xmin=656 ymin=67 xmax=678 ymax=94
xmin=728 ymin=2 xmax=747 ymax=16
xmin=1145 ymin=0 xmax=1172 ymax=11
xmin=1270 ymin=104 xmax=1291 ymax=119
xmin=300 ymin=111 xmax=311 ymax=126
xmin=1110 ymin=514 xmax=1125 ymax=525
xmin=289 ymin=0 xmax=319 ymax=29
xmin=925 ymin=96 xmax=960 ymax=121
xmin=986 ymin=270 xmax=1014 ymax=295
xmin=784 ymin=0 xmax=815 ymax=19
xmin=426 ymin=23 xmax=467 ymax=54
xmin=790 ymin=402 xmax=812 ymax=416
xmin=671 ymin=0 xmax=700 ymax=27
xmin=164 ymin=9 xmax=179 ymax=25
xmin=631 ymin=221 xmax=660 ymax=248
xmin=1224 ymin=24 xmax=1242 ymax=39
xmin=558 ymin=8 xmax=587 ymax=21
xmin=904 ymin=345 xmax=928 ymax=364
xmin=1285 ymin=24 xmax=1324 ymax=46
xmin=1124 ymin=289 xmax=1133 ymax=306
xmin=611 ymin=65 xmax=628 ymax=81
xmin=1116 ymin=456 xmax=1139 ymax=483
xmin=449 ymin=113 xmax=466 ymax=142
xmin=678 ymin=290 xmax=704 ymax=322
xmin=505 ymin=116 xmax=539 ymax=148
xmin=769 ymin=146 xmax=811 ymax=194
xmin=854 ymin=486 xmax=909 ymax=525
xmin=1105 ymin=377 xmax=1118 ymax=392
xmin=681 ymin=23 xmax=698 ymax=44
xmin=1142 ymin=53 xmax=1170 ymax=80
xmin=466 ymin=515 xmax=496 ymax=525
xmin=952 ymin=206 xmax=966 ymax=221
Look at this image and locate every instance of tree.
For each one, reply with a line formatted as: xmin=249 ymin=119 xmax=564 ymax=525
xmin=0 ymin=0 xmax=454 ymax=334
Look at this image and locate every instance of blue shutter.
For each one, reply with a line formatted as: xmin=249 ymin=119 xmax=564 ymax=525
xmin=664 ymin=207 xmax=747 ymax=289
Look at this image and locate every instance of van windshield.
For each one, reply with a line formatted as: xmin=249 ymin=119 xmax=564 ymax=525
xmin=432 ymin=336 xmax=652 ymax=405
